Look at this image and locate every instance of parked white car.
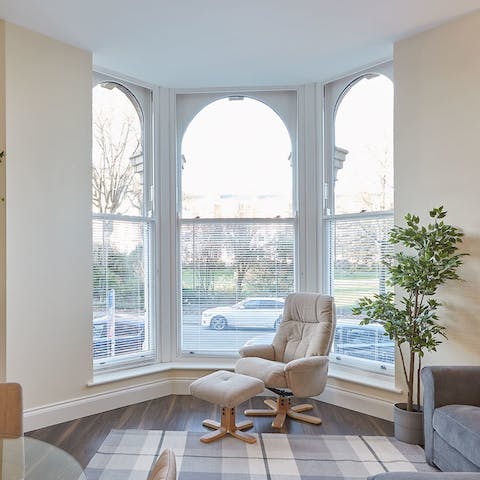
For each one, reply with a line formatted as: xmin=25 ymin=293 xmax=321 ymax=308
xmin=201 ymin=297 xmax=285 ymax=330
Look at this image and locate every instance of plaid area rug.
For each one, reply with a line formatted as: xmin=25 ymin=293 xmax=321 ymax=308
xmin=85 ymin=429 xmax=436 ymax=480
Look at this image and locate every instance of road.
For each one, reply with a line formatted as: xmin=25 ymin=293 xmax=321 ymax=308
xmin=94 ymin=312 xmax=394 ymax=364
xmin=102 ymin=312 xmax=276 ymax=353
xmin=181 ymin=315 xmax=275 ymax=352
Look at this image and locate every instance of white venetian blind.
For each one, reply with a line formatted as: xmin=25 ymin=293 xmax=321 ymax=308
xmin=326 ymin=214 xmax=394 ymax=368
xmin=181 ymin=220 xmax=295 ymax=353
xmin=92 ymin=219 xmax=153 ymax=363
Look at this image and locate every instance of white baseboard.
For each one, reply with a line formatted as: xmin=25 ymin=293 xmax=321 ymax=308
xmin=169 ymin=379 xmax=394 ymax=420
xmin=24 ymin=378 xmax=393 ymax=432
xmin=23 ymin=376 xmax=195 ymax=432
xmin=317 ymin=385 xmax=394 ymax=421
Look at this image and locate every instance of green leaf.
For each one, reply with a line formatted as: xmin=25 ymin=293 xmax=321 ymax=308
xmin=351 ymin=206 xmax=467 ymax=411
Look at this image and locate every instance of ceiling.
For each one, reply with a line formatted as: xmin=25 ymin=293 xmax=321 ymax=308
xmin=1 ymin=0 xmax=479 ymax=88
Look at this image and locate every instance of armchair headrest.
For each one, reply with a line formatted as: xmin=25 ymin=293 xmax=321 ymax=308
xmin=271 ymin=292 xmax=335 ymax=363
xmin=283 ymin=293 xmax=333 ymax=324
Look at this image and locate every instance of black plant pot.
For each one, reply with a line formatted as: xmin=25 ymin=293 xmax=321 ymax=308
xmin=393 ymin=402 xmax=424 ymax=445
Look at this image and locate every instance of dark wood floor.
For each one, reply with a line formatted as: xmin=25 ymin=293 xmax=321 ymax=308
xmin=26 ymin=395 xmax=393 ymax=469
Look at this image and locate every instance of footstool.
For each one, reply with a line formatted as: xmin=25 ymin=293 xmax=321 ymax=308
xmin=189 ymin=370 xmax=265 ymax=444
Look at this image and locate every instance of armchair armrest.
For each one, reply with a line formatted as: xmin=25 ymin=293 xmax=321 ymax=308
xmin=422 ymin=366 xmax=480 ymax=464
xmin=284 ymin=356 xmax=329 ymax=398
xmin=239 ymin=344 xmax=275 ymax=361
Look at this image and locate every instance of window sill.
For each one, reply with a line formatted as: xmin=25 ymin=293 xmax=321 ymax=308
xmin=90 ymin=359 xmax=401 ymax=395
xmin=89 ymin=359 xmax=236 ymax=387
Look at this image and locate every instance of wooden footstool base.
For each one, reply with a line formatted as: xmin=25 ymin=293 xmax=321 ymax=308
xmin=245 ymin=397 xmax=322 ymax=429
xmin=189 ymin=370 xmax=265 ymax=444
xmin=201 ymin=407 xmax=255 ymax=444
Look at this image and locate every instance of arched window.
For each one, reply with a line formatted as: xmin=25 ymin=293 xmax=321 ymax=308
xmin=177 ymin=93 xmax=296 ymax=354
xmin=334 ymin=75 xmax=393 ymax=214
xmin=325 ymin=64 xmax=394 ymax=374
xmin=91 ymin=74 xmax=154 ymax=368
xmin=181 ymin=97 xmax=292 ymax=219
xmin=92 ymin=82 xmax=144 ymax=215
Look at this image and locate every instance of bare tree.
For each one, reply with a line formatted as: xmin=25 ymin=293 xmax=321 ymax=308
xmin=92 ymin=111 xmax=141 ymax=214
xmin=188 ymin=223 xmax=223 ymax=295
xmin=224 ymin=223 xmax=267 ymax=300
xmin=359 ymin=140 xmax=393 ymax=212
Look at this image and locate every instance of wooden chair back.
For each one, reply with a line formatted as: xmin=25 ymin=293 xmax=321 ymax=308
xmin=0 ymin=383 xmax=23 ymax=439
xmin=148 ymin=449 xmax=176 ymax=480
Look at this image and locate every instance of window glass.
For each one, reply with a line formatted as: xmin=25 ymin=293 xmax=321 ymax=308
xmin=92 ymin=78 xmax=153 ymax=368
xmin=334 ymin=75 xmax=393 ymax=214
xmin=92 ymin=83 xmax=144 ymax=216
xmin=182 ymin=97 xmax=292 ymax=219
xmin=179 ymin=95 xmax=295 ymax=354
xmin=326 ymin=69 xmax=394 ymax=374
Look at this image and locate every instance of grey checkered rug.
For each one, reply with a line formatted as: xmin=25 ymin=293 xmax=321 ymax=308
xmin=85 ymin=429 xmax=436 ymax=479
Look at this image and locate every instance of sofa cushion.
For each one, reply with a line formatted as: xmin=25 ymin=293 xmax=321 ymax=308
xmin=433 ymin=431 xmax=480 ymax=472
xmin=433 ymin=405 xmax=480 ymax=468
xmin=189 ymin=370 xmax=265 ymax=408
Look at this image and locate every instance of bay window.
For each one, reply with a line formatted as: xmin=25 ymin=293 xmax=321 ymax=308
xmin=90 ymin=66 xmax=395 ymax=379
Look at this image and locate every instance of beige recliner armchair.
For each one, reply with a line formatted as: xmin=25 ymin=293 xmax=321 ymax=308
xmin=235 ymin=292 xmax=335 ymax=428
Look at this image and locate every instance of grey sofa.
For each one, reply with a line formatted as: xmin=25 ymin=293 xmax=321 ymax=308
xmin=422 ymin=366 xmax=480 ymax=472
xmin=369 ymin=474 xmax=480 ymax=480
xmin=368 ymin=366 xmax=480 ymax=480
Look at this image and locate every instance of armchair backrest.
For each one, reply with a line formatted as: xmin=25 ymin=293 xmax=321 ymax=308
xmin=272 ymin=293 xmax=335 ymax=363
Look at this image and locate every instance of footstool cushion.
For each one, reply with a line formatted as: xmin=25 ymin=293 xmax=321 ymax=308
xmin=190 ymin=370 xmax=264 ymax=408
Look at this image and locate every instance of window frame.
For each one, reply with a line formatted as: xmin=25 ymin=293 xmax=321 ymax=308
xmin=91 ymin=71 xmax=157 ymax=372
xmin=174 ymin=90 xmax=298 ymax=359
xmin=323 ymin=62 xmax=395 ymax=376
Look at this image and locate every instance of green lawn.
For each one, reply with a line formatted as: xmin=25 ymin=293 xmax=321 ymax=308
xmin=334 ymin=276 xmax=387 ymax=309
xmin=182 ymin=267 xmax=384 ymax=310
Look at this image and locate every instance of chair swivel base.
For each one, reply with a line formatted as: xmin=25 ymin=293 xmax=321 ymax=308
xmin=201 ymin=406 xmax=256 ymax=444
xmin=244 ymin=397 xmax=322 ymax=429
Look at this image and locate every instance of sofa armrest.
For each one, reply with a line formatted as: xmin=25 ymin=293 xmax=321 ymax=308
xmin=368 ymin=473 xmax=480 ymax=480
xmin=422 ymin=366 xmax=480 ymax=409
xmin=239 ymin=344 xmax=275 ymax=361
xmin=284 ymin=356 xmax=329 ymax=398
xmin=422 ymin=366 xmax=480 ymax=465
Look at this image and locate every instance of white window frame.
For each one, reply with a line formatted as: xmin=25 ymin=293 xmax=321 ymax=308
xmin=174 ymin=89 xmax=299 ymax=359
xmin=323 ymin=62 xmax=395 ymax=376
xmin=89 ymin=66 xmax=396 ymax=387
xmin=92 ymin=71 xmax=157 ymax=372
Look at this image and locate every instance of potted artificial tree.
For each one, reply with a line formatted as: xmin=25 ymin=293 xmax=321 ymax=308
xmin=352 ymin=206 xmax=466 ymax=445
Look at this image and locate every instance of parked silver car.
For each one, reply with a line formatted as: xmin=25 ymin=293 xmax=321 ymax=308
xmin=201 ymin=297 xmax=284 ymax=330
xmin=244 ymin=322 xmax=394 ymax=364
xmin=93 ymin=316 xmax=145 ymax=358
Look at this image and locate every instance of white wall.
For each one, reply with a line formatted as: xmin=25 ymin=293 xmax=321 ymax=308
xmin=4 ymin=23 xmax=93 ymax=406
xmin=394 ymin=11 xmax=480 ymax=378
xmin=2 ymin=23 xmax=207 ymax=420
xmin=0 ymin=20 xmax=6 ymax=382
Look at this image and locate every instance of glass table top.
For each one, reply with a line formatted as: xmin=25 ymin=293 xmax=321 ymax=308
xmin=1 ymin=436 xmax=85 ymax=479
